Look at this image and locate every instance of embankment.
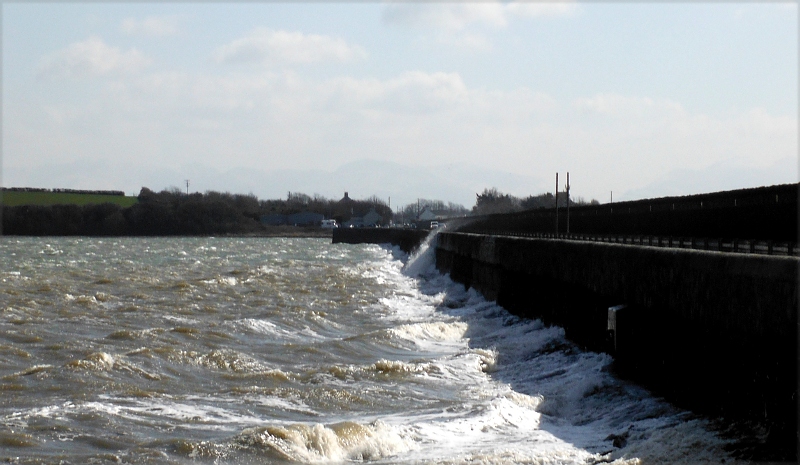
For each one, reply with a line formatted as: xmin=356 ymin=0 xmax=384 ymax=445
xmin=435 ymin=231 xmax=798 ymax=458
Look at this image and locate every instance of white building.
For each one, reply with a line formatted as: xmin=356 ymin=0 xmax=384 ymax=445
xmin=363 ymin=208 xmax=382 ymax=227
xmin=417 ymin=206 xmax=437 ymax=221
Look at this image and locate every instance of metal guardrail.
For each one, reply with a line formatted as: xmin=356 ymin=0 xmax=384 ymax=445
xmin=463 ymin=230 xmax=798 ymax=257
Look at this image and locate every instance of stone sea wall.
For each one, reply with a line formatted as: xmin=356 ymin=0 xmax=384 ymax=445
xmin=434 ymin=231 xmax=798 ymax=453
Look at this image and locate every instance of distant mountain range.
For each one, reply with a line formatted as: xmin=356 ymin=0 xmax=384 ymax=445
xmin=216 ymin=159 xmax=548 ymax=209
xmin=619 ymin=156 xmax=797 ymax=202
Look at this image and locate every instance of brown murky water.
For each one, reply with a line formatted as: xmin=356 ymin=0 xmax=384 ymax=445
xmin=0 ymin=237 xmax=741 ymax=464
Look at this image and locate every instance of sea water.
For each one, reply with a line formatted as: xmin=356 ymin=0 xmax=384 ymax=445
xmin=0 ymin=235 xmax=742 ymax=464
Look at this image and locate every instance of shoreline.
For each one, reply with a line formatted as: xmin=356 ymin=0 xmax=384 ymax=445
xmin=0 ymin=227 xmax=335 ymax=239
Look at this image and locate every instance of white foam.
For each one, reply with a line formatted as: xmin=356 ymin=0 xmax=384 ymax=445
xmin=244 ymin=395 xmax=317 ymax=416
xmin=232 ymin=318 xmax=325 ymax=343
xmin=162 ymin=315 xmax=197 ymax=325
xmin=76 ymin=397 xmax=265 ymax=431
xmin=237 ymin=420 xmax=413 ymax=462
xmin=392 ymin=391 xmax=599 ymax=465
xmin=40 ymin=244 xmax=63 ymax=255
xmin=63 ymin=293 xmax=98 ymax=306
xmin=372 ymin=236 xmax=741 ymax=464
xmin=391 ymin=321 xmax=469 ymax=344
xmin=200 ymin=275 xmax=238 ymax=286
xmin=256 ymin=265 xmax=277 ymax=275
xmin=60 ymin=352 xmax=161 ymax=381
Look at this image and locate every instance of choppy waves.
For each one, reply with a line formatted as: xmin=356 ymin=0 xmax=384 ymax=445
xmin=0 ymin=236 xmax=742 ymax=464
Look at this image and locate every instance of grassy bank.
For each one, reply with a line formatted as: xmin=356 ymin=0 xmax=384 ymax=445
xmin=1 ymin=191 xmax=138 ymax=207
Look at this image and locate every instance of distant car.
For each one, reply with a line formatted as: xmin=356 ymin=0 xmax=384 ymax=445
xmin=321 ymin=219 xmax=338 ymax=229
xmin=430 ymin=221 xmax=439 ymax=229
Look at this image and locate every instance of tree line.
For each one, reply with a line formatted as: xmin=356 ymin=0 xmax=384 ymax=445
xmin=1 ymin=187 xmax=392 ymax=236
xmin=395 ymin=199 xmax=469 ymax=223
xmin=270 ymin=191 xmax=392 ymax=225
xmin=1 ymin=185 xmax=602 ymax=235
xmin=472 ymin=188 xmax=599 ymax=215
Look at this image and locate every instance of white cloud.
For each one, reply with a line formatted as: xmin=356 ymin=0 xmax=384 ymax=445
xmin=325 ymin=71 xmax=470 ymax=113
xmin=734 ymin=2 xmax=797 ymax=20
xmin=383 ymin=3 xmax=508 ymax=31
xmin=566 ymin=92 xmax=797 ymax=188
xmin=213 ymin=28 xmax=367 ymax=65
xmin=506 ymin=2 xmax=581 ymax=18
xmin=8 ymin=67 xmax=795 ymax=203
xmin=436 ymin=31 xmax=494 ymax=52
xmin=382 ymin=2 xmax=579 ymax=52
xmin=382 ymin=2 xmax=578 ymax=31
xmin=572 ymin=94 xmax=684 ymax=118
xmin=37 ymin=37 xmax=152 ymax=78
xmin=120 ymin=15 xmax=182 ymax=37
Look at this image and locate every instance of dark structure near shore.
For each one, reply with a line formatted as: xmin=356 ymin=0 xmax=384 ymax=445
xmin=332 ymin=228 xmax=429 ymax=254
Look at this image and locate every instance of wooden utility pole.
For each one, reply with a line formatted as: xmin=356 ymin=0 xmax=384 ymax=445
xmin=565 ymin=172 xmax=570 ymax=234
xmin=555 ymin=173 xmax=559 ymax=236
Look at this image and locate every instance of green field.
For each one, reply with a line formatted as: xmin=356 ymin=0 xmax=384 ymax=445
xmin=1 ymin=191 xmax=138 ymax=207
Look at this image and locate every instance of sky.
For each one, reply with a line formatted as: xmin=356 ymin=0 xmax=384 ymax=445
xmin=2 ymin=2 xmax=797 ymax=209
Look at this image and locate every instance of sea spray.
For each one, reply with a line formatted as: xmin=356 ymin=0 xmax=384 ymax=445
xmin=402 ymin=230 xmax=439 ymax=278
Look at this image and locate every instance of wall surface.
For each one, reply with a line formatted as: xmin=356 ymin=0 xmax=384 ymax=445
xmin=435 ymin=231 xmax=798 ymax=455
